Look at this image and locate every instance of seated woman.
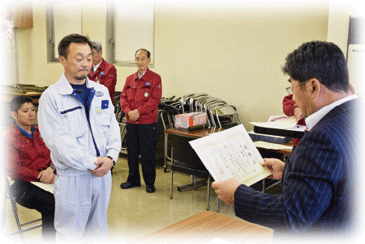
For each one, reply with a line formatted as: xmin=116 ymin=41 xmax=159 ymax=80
xmin=3 ymin=95 xmax=56 ymax=241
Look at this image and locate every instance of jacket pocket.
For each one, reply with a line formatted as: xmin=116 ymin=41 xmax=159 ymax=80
xmin=60 ymin=106 xmax=87 ymax=139
xmin=126 ymin=86 xmax=135 ymax=102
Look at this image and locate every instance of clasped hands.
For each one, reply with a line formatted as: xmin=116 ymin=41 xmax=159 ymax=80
xmin=37 ymin=167 xmax=56 ymax=184
xmin=91 ymin=156 xmax=113 ymax=177
xmin=212 ymin=158 xmax=285 ymax=205
xmin=128 ymin=109 xmax=140 ymax=121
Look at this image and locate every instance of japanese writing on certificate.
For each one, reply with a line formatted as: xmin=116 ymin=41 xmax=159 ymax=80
xmin=190 ymin=124 xmax=271 ymax=186
xmin=208 ymin=137 xmax=258 ymax=182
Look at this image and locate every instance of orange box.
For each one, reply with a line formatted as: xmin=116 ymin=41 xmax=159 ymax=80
xmin=175 ymin=112 xmax=207 ymax=129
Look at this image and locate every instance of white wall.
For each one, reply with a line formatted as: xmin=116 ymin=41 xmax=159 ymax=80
xmin=327 ymin=0 xmax=365 ymax=97
xmin=16 ymin=0 xmax=329 ymax=130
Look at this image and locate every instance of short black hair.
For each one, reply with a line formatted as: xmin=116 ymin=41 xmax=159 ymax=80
xmin=10 ymin=95 xmax=33 ymax=113
xmin=135 ymin=48 xmax=151 ymax=58
xmin=58 ymin=33 xmax=93 ymax=59
xmin=282 ymin=41 xmax=349 ymax=92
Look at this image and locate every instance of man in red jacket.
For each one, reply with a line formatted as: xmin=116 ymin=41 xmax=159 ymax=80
xmin=88 ymin=40 xmax=117 ymax=100
xmin=3 ymin=95 xmax=56 ymax=241
xmin=120 ymin=48 xmax=162 ymax=193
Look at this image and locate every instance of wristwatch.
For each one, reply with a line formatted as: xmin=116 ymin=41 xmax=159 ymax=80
xmin=107 ymin=156 xmax=116 ymax=167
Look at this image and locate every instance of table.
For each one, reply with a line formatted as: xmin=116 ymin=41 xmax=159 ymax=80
xmin=163 ymin=127 xmax=293 ymax=171
xmin=255 ymin=140 xmax=293 ymax=156
xmin=1 ymin=92 xmax=42 ymax=104
xmin=163 ymin=128 xmax=224 ymax=172
xmin=136 ymin=211 xmax=273 ymax=244
xmin=163 ymin=127 xmax=292 ymax=193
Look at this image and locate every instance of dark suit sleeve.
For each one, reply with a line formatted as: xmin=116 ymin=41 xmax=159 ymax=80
xmin=234 ymin=127 xmax=340 ymax=232
xmin=234 ymin=184 xmax=287 ymax=229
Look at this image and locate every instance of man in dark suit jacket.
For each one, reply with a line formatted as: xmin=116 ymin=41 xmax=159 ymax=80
xmin=212 ymin=41 xmax=362 ymax=239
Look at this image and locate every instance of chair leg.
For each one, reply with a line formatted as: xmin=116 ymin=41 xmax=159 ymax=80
xmin=170 ymin=150 xmax=174 ymax=199
xmin=10 ymin=197 xmax=24 ymax=240
xmin=206 ymin=176 xmax=211 ymax=211
xmin=170 ymin=170 xmax=174 ymax=199
xmin=217 ymin=198 xmax=220 ymax=213
xmin=193 ymin=175 xmax=197 ymax=190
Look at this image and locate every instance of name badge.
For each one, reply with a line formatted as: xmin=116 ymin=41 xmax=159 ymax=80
xmin=144 ymin=92 xmax=149 ymax=97
xmin=102 ymin=100 xmax=109 ymax=109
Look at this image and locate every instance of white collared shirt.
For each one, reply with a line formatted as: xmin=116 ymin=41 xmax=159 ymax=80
xmin=138 ymin=70 xmax=147 ymax=79
xmin=93 ymin=60 xmax=102 ymax=73
xmin=305 ymin=94 xmax=358 ymax=131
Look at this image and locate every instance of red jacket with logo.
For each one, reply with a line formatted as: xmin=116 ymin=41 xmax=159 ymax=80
xmin=3 ymin=123 xmax=53 ymax=182
xmin=120 ymin=68 xmax=162 ymax=124
xmin=88 ymin=58 xmax=117 ymax=100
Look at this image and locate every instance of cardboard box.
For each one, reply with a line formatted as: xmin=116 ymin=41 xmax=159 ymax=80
xmin=175 ymin=112 xmax=207 ymax=129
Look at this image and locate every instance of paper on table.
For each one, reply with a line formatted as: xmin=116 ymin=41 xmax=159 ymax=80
xmin=250 ymin=117 xmax=306 ymax=132
xmin=253 ymin=141 xmax=293 ymax=151
xmin=251 ymin=117 xmax=297 ymax=129
xmin=31 ymin=182 xmax=54 ymax=193
xmin=189 ymin=124 xmax=271 ymax=186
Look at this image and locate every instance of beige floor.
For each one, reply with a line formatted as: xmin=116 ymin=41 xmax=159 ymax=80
xmin=1 ymin=154 xmax=280 ymax=243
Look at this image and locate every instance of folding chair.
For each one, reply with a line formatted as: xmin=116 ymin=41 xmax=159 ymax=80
xmin=118 ymin=116 xmax=129 ymax=154
xmin=212 ymin=105 xmax=242 ymax=129
xmin=2 ymin=169 xmax=42 ymax=241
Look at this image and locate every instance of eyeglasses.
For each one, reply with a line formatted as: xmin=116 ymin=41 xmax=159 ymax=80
xmin=286 ymin=79 xmax=310 ymax=95
xmin=135 ymin=58 xmax=147 ymax=62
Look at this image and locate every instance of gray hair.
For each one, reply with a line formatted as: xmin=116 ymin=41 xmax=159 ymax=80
xmin=91 ymin=40 xmax=102 ymax=52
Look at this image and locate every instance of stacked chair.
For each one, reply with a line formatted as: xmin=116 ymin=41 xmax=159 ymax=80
xmin=158 ymin=93 xmax=242 ymax=130
xmin=112 ymin=91 xmax=242 ymax=157
xmin=113 ymin=92 xmax=243 ymax=155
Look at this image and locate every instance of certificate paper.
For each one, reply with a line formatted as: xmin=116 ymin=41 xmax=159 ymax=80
xmin=189 ymin=124 xmax=271 ymax=186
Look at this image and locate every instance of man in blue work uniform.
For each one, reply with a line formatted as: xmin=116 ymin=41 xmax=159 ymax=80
xmin=38 ymin=34 xmax=121 ymax=242
xmin=120 ymin=49 xmax=162 ymax=193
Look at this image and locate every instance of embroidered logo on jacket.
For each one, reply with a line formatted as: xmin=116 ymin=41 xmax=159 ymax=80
xmin=95 ymin=91 xmax=104 ymax=97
